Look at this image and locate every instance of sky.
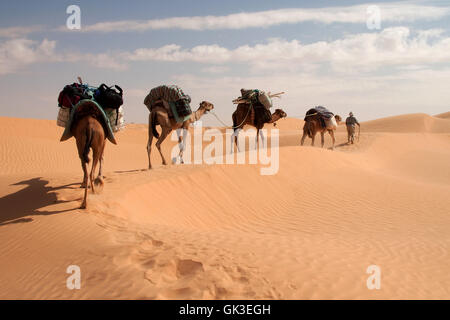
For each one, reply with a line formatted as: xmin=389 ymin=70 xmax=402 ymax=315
xmin=0 ymin=0 xmax=450 ymax=125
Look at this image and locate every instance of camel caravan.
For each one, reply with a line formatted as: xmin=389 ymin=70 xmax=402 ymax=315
xmin=57 ymin=78 xmax=358 ymax=208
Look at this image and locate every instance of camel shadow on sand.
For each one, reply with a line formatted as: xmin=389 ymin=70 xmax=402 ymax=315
xmin=0 ymin=178 xmax=78 ymax=227
xmin=332 ymin=142 xmax=350 ymax=149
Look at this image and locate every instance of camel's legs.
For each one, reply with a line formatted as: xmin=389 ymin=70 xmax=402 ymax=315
xmin=255 ymin=128 xmax=265 ymax=149
xmin=147 ymin=134 xmax=154 ymax=169
xmin=320 ymin=132 xmax=325 ymax=148
xmin=311 ymin=133 xmax=316 ymax=146
xmin=90 ymin=147 xmax=101 ymax=194
xmin=76 ymin=137 xmax=89 ymax=188
xmin=329 ymin=130 xmax=336 ymax=149
xmin=232 ymin=128 xmax=242 ymax=153
xmin=256 ymin=129 xmax=259 ymax=149
xmin=300 ymin=133 xmax=307 ymax=146
xmin=147 ymin=114 xmax=154 ymax=169
xmin=259 ymin=129 xmax=265 ymax=147
xmin=80 ymin=160 xmax=88 ymax=188
xmin=177 ymin=128 xmax=187 ymax=164
xmin=156 ymin=128 xmax=171 ymax=165
xmin=80 ymin=160 xmax=88 ymax=209
xmin=176 ymin=129 xmax=183 ymax=163
xmin=98 ymin=156 xmax=103 ymax=178
xmin=98 ymin=144 xmax=105 ymax=179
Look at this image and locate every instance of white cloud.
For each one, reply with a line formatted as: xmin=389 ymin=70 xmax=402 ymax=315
xmin=0 ymin=38 xmax=56 ymax=74
xmin=0 ymin=26 xmax=45 ymax=38
xmin=80 ymin=3 xmax=450 ymax=32
xmin=201 ymin=66 xmax=230 ymax=74
xmin=63 ymin=52 xmax=127 ymax=71
xmin=3 ymin=26 xmax=449 ymax=77
xmin=0 ymin=37 xmax=127 ymax=75
xmin=123 ymin=27 xmax=450 ymax=73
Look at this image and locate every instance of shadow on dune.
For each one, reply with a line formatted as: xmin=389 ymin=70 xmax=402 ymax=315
xmin=0 ymin=178 xmax=78 ymax=226
xmin=114 ymin=169 xmax=147 ymax=174
xmin=334 ymin=142 xmax=351 ymax=149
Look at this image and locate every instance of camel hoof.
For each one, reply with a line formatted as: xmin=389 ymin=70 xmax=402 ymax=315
xmin=80 ymin=203 xmax=86 ymax=209
xmin=93 ymin=177 xmax=104 ymax=193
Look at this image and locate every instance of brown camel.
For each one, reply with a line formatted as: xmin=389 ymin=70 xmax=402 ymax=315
xmin=300 ymin=111 xmax=342 ymax=149
xmin=147 ymin=101 xmax=214 ymax=169
xmin=231 ymin=104 xmax=287 ymax=151
xmin=71 ymin=101 xmax=107 ymax=209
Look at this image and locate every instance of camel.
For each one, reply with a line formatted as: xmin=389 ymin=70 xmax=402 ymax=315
xmin=147 ymin=101 xmax=214 ymax=169
xmin=71 ymin=101 xmax=106 ymax=209
xmin=231 ymin=103 xmax=287 ymax=151
xmin=300 ymin=110 xmax=342 ymax=149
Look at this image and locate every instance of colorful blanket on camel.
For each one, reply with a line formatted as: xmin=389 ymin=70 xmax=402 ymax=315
xmin=60 ymin=99 xmax=117 ymax=144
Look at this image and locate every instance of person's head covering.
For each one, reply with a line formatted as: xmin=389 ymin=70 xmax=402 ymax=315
xmin=349 ymin=112 xmax=354 ymax=116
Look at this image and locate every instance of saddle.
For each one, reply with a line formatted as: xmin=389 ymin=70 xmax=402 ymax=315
xmin=60 ymin=100 xmax=117 ymax=144
xmin=305 ymin=106 xmax=334 ymax=129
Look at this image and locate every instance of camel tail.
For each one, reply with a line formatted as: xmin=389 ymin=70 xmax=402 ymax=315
xmin=150 ymin=112 xmax=160 ymax=139
xmin=83 ymin=127 xmax=94 ymax=163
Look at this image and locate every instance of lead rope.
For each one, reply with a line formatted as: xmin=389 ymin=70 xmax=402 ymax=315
xmin=209 ymin=103 xmax=252 ymax=129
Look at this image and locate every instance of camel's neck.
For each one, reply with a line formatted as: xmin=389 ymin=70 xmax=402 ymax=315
xmin=191 ymin=107 xmax=207 ymax=122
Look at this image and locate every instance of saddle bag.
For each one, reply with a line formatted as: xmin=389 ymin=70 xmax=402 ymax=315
xmin=57 ymin=83 xmax=90 ymax=108
xmin=173 ymin=98 xmax=192 ymax=118
xmin=94 ymin=84 xmax=124 ymax=125
xmin=257 ymin=91 xmax=273 ymax=110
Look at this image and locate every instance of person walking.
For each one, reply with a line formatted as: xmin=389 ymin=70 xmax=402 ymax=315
xmin=345 ymin=112 xmax=360 ymax=144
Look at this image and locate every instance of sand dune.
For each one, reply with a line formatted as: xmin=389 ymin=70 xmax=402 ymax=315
xmin=361 ymin=113 xmax=450 ymax=133
xmin=0 ymin=112 xmax=449 ymax=299
xmin=435 ymin=111 xmax=450 ymax=119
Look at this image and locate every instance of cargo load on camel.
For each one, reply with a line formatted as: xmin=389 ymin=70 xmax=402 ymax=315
xmin=56 ymin=77 xmax=125 ymax=134
xmin=143 ymin=85 xmax=192 ymax=124
xmin=305 ymin=106 xmax=337 ymax=129
xmin=232 ymin=88 xmax=284 ymax=127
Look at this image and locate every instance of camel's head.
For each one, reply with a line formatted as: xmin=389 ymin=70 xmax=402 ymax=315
xmin=334 ymin=115 xmax=342 ymax=124
xmin=199 ymin=101 xmax=214 ymax=113
xmin=275 ymin=108 xmax=287 ymax=118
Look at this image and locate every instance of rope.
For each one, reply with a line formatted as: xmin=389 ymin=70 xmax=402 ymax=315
xmin=209 ymin=103 xmax=252 ymax=129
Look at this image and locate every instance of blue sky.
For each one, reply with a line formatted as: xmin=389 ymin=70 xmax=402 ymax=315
xmin=1 ymin=0 xmax=450 ymax=125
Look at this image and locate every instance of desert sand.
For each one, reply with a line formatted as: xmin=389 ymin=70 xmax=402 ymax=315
xmin=0 ymin=112 xmax=449 ymax=299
